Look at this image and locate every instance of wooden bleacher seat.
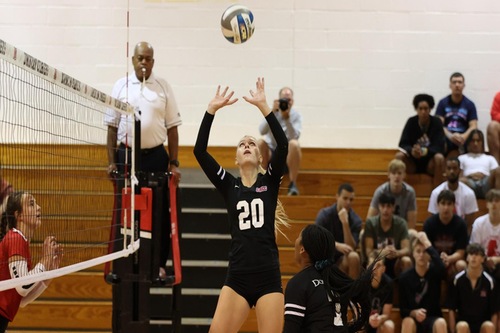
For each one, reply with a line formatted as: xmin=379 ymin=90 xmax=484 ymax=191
xmin=6 ymin=145 xmax=480 ymax=333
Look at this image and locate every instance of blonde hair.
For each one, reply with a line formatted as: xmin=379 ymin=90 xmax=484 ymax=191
xmin=388 ymin=159 xmax=406 ymax=173
xmin=258 ymin=165 xmax=290 ymax=239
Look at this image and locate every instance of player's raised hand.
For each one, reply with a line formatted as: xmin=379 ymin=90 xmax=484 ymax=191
xmin=243 ymin=77 xmax=271 ymax=116
xmin=207 ymin=85 xmax=238 ymax=115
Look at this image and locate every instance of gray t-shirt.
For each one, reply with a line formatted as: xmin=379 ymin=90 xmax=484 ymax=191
xmin=369 ymin=181 xmax=416 ymax=220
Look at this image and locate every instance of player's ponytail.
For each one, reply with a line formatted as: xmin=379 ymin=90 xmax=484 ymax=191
xmin=257 ymin=164 xmax=290 ymax=239
xmin=0 ymin=213 xmax=7 ymax=242
xmin=274 ymin=198 xmax=290 ymax=239
xmin=0 ymin=191 xmax=25 ymax=242
xmin=301 ymin=224 xmax=375 ymax=333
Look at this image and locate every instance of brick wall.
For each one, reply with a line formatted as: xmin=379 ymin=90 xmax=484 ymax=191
xmin=1 ymin=0 xmax=499 ymax=148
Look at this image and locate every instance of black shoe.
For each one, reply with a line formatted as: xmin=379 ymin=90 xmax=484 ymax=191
xmin=288 ymin=182 xmax=299 ymax=196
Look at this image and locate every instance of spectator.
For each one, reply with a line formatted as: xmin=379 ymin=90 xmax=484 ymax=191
xmin=428 ymin=157 xmax=478 ymax=234
xmin=396 ymin=93 xmax=446 ymax=187
xmin=367 ymin=159 xmax=417 ymax=231
xmin=486 ymin=92 xmax=500 ymax=163
xmin=367 ymin=254 xmax=395 ymax=333
xmin=364 ymin=192 xmax=412 ymax=278
xmin=459 ymin=129 xmax=500 ymax=199
xmin=470 ymin=189 xmax=500 ymax=276
xmin=424 ymin=190 xmax=468 ymax=278
xmin=399 ymin=232 xmax=447 ymax=333
xmin=435 ymin=72 xmax=478 ymax=158
xmin=446 ymin=243 xmax=498 ymax=333
xmin=258 ymin=87 xmax=302 ymax=196
xmin=315 ymin=183 xmax=362 ymax=279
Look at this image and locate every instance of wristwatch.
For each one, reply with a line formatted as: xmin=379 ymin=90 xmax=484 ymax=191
xmin=169 ymin=159 xmax=180 ymax=167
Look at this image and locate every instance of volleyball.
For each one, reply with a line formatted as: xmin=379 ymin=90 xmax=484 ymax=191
xmin=220 ymin=5 xmax=255 ymax=44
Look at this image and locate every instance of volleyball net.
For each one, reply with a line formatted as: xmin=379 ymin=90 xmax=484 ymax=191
xmin=0 ymin=38 xmax=139 ymax=292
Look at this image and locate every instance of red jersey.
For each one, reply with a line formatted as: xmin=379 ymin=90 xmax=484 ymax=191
xmin=0 ymin=229 xmax=31 ymax=321
xmin=491 ymin=92 xmax=500 ymax=122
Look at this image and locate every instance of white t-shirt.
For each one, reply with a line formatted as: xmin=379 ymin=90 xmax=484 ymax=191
xmin=428 ymin=181 xmax=478 ymax=218
xmin=470 ymin=214 xmax=500 ymax=256
xmin=458 ymin=153 xmax=498 ymax=177
xmin=104 ymin=73 xmax=182 ymax=149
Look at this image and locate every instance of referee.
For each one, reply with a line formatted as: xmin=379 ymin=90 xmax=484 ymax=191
xmin=104 ymin=41 xmax=182 ymax=333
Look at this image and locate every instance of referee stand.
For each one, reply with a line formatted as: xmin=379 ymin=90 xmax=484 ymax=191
xmin=106 ymin=118 xmax=182 ymax=333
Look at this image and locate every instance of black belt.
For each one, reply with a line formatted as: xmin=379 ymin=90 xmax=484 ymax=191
xmin=119 ymin=143 xmax=164 ymax=155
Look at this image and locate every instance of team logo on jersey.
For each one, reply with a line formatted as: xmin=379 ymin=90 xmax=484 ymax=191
xmin=256 ymin=185 xmax=268 ymax=193
xmin=312 ymin=279 xmax=324 ymax=287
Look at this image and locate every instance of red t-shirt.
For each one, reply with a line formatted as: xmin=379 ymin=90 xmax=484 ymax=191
xmin=0 ymin=229 xmax=31 ymax=321
xmin=490 ymin=92 xmax=500 ymax=122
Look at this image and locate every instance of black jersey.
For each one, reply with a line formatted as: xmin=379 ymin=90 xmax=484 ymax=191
xmin=194 ymin=111 xmax=288 ymax=273
xmin=284 ymin=266 xmax=348 ymax=333
xmin=398 ymin=246 xmax=446 ymax=319
xmin=446 ymin=270 xmax=499 ymax=332
xmin=369 ymin=273 xmax=393 ymax=315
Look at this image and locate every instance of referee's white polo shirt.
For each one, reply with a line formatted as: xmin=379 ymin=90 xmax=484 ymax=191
xmin=104 ymin=73 xmax=182 ymax=149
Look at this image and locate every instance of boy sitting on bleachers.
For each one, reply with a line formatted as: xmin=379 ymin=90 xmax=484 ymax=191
xmin=428 ymin=157 xmax=478 ymax=235
xmin=424 ymin=189 xmax=467 ymax=280
xmin=445 ymin=243 xmax=498 ymax=333
xmin=367 ymin=159 xmax=417 ymax=232
xmin=399 ymin=232 xmax=447 ymax=333
xmin=364 ymin=192 xmax=412 ymax=278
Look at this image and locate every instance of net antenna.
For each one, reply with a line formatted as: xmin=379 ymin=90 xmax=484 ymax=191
xmin=0 ymin=38 xmax=140 ymax=292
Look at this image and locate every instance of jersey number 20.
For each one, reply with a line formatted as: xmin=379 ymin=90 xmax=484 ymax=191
xmin=237 ymin=198 xmax=264 ymax=230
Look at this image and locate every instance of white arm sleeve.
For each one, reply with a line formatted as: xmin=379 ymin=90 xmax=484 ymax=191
xmin=9 ymin=261 xmax=47 ymax=297
xmin=19 ymin=280 xmax=48 ymax=307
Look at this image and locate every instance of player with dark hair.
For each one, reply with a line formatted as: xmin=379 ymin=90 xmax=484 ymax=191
xmin=396 ymin=93 xmax=446 ymax=187
xmin=193 ymin=78 xmax=289 ymax=333
xmin=284 ymin=224 xmax=375 ymax=333
xmin=0 ymin=191 xmax=62 ymax=333
xmin=0 ymin=165 xmax=12 ymax=216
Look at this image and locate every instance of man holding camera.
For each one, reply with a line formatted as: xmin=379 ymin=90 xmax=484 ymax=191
xmin=258 ymin=87 xmax=302 ymax=195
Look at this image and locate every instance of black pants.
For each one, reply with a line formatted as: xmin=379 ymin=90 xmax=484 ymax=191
xmin=0 ymin=315 xmax=9 ymax=333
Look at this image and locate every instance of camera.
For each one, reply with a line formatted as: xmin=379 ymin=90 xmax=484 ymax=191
xmin=278 ymin=98 xmax=290 ymax=111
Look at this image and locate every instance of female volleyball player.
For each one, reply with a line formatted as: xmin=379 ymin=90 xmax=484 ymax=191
xmin=194 ymin=78 xmax=289 ymax=333
xmin=284 ymin=224 xmax=375 ymax=333
xmin=0 ymin=191 xmax=62 ymax=332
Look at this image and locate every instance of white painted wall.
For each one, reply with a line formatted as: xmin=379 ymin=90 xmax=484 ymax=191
xmin=1 ymin=0 xmax=499 ymax=148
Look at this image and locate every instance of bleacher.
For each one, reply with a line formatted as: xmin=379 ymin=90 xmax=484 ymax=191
xmin=6 ymin=145 xmax=487 ymax=333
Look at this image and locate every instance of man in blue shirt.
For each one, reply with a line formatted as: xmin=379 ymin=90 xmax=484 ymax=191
xmin=435 ymin=72 xmax=478 ymax=158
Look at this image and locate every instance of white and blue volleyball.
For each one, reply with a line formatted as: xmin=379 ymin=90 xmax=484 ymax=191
xmin=221 ymin=5 xmax=255 ymax=44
